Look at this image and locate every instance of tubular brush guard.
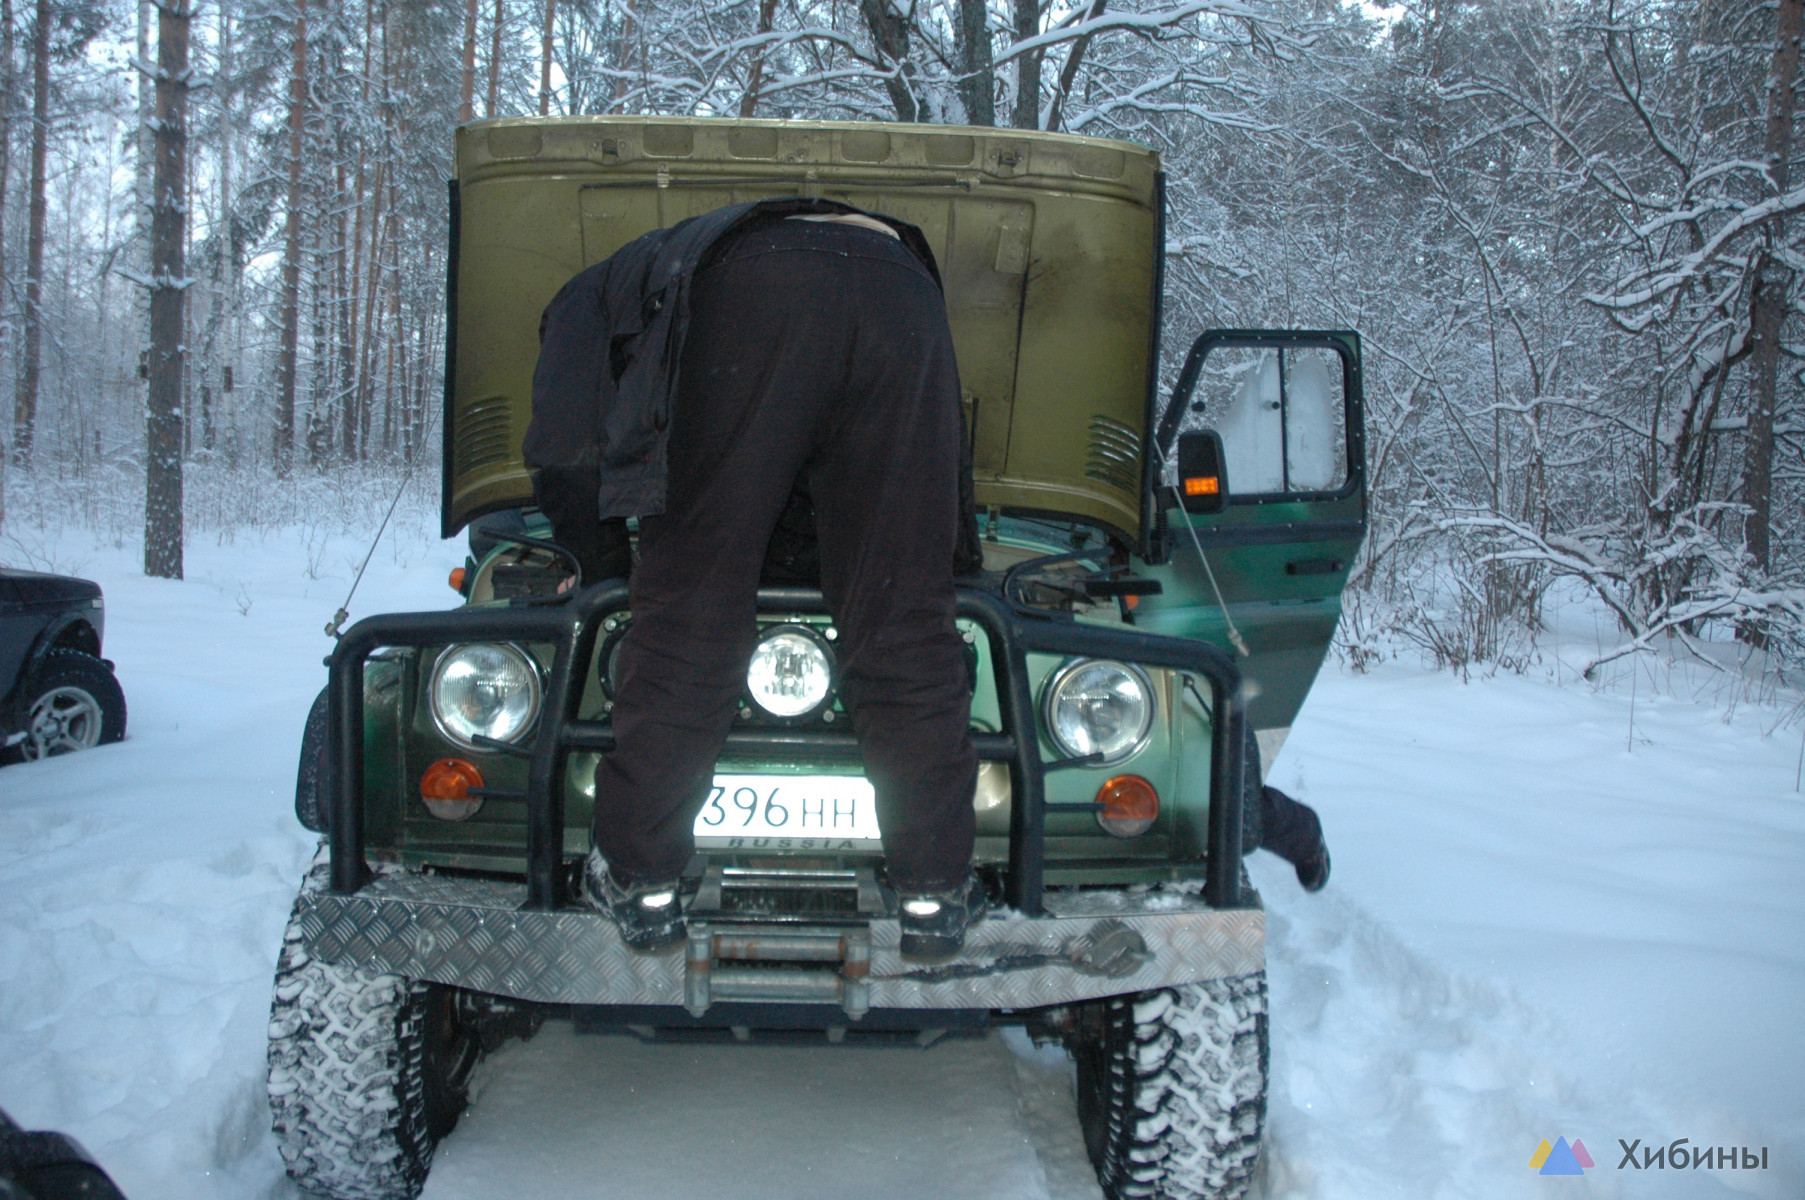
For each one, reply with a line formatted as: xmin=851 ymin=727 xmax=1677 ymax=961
xmin=325 ymin=583 xmax=1248 ymax=915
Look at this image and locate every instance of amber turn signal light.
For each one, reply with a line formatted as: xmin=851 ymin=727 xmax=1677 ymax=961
xmin=1182 ymin=476 xmax=1220 ymax=497
xmin=421 ymin=758 xmax=484 ymax=822
xmin=448 ymin=566 xmax=467 ymax=592
xmin=421 ymin=758 xmax=482 ymax=800
xmin=1096 ymin=774 xmax=1158 ymax=838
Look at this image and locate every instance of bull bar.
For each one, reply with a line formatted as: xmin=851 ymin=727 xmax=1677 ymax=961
xmin=326 ymin=583 xmax=1248 ymax=915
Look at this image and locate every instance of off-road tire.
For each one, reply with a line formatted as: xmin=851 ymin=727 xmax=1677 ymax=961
xmin=267 ymin=879 xmax=476 ymax=1200
xmin=295 ymin=687 xmax=330 ymax=832
xmin=1073 ymin=972 xmax=1269 ymax=1200
xmin=17 ymin=649 xmax=126 ymax=761
xmin=1239 ymin=724 xmax=1263 ymax=855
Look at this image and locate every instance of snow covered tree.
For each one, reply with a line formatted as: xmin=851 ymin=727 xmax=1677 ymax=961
xmin=0 ymin=0 xmax=1793 ymax=675
xmin=143 ymin=0 xmax=191 ymax=579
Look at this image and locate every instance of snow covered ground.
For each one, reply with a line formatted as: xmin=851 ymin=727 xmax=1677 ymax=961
xmin=1 ymin=521 xmax=1800 ymax=1199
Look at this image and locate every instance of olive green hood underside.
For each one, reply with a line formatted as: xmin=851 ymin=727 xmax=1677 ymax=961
xmin=445 ymin=117 xmax=1160 ymax=539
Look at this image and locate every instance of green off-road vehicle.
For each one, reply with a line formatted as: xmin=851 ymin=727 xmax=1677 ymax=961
xmin=267 ymin=116 xmax=1365 ymax=1200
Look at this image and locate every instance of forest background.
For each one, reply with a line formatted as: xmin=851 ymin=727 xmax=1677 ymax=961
xmin=0 ymin=0 xmax=1799 ymax=689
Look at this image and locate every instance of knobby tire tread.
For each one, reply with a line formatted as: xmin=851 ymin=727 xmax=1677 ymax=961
xmin=1082 ymin=972 xmax=1269 ymax=1200
xmin=266 ymin=863 xmax=442 ymax=1200
xmin=295 ymin=686 xmax=330 ymax=832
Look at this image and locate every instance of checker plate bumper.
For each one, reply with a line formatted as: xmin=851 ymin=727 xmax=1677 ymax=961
xmin=294 ymin=870 xmax=1264 ymax=1009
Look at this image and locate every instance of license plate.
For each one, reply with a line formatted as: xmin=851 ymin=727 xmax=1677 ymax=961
xmin=693 ymin=773 xmax=883 ymax=851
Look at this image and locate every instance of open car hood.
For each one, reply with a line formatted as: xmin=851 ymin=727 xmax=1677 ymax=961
xmin=444 ymin=117 xmax=1161 ymax=541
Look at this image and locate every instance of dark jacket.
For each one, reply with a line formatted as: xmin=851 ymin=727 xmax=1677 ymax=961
xmin=521 ymin=198 xmax=941 ymax=522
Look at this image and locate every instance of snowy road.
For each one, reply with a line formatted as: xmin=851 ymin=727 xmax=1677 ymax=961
xmin=419 ymin=1023 xmax=1103 ymax=1200
xmin=1 ymin=527 xmax=1800 ymax=1199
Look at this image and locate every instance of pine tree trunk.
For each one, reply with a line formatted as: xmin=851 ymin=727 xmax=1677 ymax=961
xmin=0 ymin=0 xmax=14 ymax=511
xmin=218 ymin=0 xmax=239 ymax=462
xmin=611 ymin=4 xmax=636 ymax=111
xmin=182 ymin=108 xmax=197 ymax=461
xmin=356 ymin=0 xmax=389 ymax=459
xmin=11 ymin=0 xmax=49 ymax=466
xmin=336 ymin=155 xmax=355 ymax=461
xmin=382 ymin=294 xmax=397 ymax=452
xmin=538 ymin=0 xmax=554 ymax=115
xmin=487 ymin=0 xmax=503 ymax=117
xmin=275 ymin=0 xmax=308 ymax=472
xmin=358 ymin=156 xmax=387 ymax=460
xmin=134 ymin=0 xmax=152 ymax=435
xmin=347 ymin=178 xmax=367 ymax=463
xmin=1010 ymin=0 xmax=1040 ymax=130
xmin=956 ymin=0 xmax=994 ymax=126
xmin=145 ymin=0 xmax=191 ymax=580
xmin=0 ymin=0 xmax=12 ymax=367
xmin=344 ymin=0 xmax=371 ymax=461
xmin=460 ymin=0 xmax=478 ymax=122
xmin=306 ymin=200 xmax=329 ymax=468
xmin=1742 ymin=0 xmax=1800 ymax=574
xmin=380 ymin=5 xmax=401 ymax=458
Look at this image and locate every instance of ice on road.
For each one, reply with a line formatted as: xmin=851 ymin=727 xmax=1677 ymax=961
xmin=1 ymin=526 xmax=1800 ymax=1199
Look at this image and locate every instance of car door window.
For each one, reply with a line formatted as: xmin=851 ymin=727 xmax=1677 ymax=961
xmin=1182 ymin=345 xmax=1348 ymax=497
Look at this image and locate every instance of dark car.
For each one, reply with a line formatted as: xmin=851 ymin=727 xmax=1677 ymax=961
xmin=0 ymin=569 xmax=126 ymax=761
xmin=0 ymin=1104 xmax=129 ymax=1199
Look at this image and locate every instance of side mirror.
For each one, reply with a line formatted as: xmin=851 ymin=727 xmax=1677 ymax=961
xmin=1175 ymin=430 xmax=1229 ymax=515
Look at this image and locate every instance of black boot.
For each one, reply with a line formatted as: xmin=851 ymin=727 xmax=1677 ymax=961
xmin=1259 ymin=785 xmax=1331 ymax=893
xmin=1293 ymin=843 xmax=1331 ymax=893
xmin=896 ymin=873 xmax=989 ymax=960
xmin=581 ymin=848 xmax=686 ymax=951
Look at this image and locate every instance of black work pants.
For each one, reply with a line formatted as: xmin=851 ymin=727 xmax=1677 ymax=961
xmin=591 ymin=219 xmax=978 ymax=892
xmin=1259 ymin=785 xmax=1324 ymax=866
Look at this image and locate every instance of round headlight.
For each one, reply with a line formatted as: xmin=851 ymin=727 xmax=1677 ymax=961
xmin=1041 ymin=659 xmax=1156 ymax=766
xmin=430 ymin=643 xmax=543 ymax=750
xmin=746 ymin=626 xmax=834 ymax=719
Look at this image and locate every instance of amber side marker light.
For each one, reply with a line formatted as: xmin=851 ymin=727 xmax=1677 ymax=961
xmin=1182 ymin=476 xmax=1220 ymax=497
xmin=448 ymin=566 xmax=467 ymax=592
xmin=1096 ymin=774 xmax=1158 ymax=838
xmin=421 ymin=757 xmax=485 ymax=822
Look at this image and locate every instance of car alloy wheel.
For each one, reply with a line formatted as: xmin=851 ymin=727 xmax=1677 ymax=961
xmin=26 ymin=684 xmax=106 ymax=758
xmin=17 ymin=650 xmax=127 ymax=762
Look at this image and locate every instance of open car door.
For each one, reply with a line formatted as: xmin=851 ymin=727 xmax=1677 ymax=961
xmin=1137 ymin=330 xmax=1367 ymax=741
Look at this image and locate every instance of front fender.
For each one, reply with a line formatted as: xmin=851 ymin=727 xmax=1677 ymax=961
xmin=2 ymin=615 xmax=105 ymax=731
